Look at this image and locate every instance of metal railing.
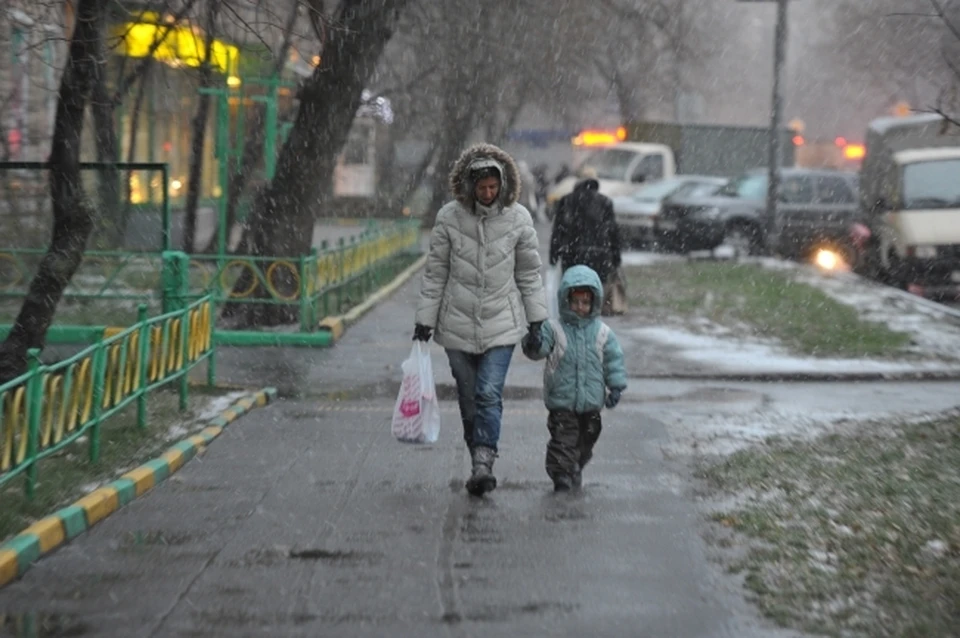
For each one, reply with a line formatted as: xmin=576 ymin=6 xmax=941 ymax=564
xmin=0 ymin=219 xmax=420 ymax=335
xmin=0 ymin=296 xmax=214 ymax=499
xmin=186 ymin=219 xmax=421 ymax=331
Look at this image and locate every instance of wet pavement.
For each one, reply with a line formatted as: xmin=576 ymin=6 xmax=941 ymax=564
xmin=3 ymin=220 xmax=954 ymax=636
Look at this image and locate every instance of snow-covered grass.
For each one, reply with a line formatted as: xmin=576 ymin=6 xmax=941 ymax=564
xmin=617 ymin=251 xmax=960 ymax=635
xmin=623 ymin=258 xmax=912 ymax=359
xmin=630 ymin=326 xmax=957 ymax=375
xmin=698 ymin=409 xmax=960 ymax=637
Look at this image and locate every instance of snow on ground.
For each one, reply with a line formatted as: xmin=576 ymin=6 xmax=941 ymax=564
xmin=622 ymin=249 xmax=960 ymax=372
xmin=630 ymin=326 xmax=960 ymax=375
xmin=638 ymin=379 xmax=960 ymax=456
xmin=621 ymin=251 xmax=685 ymax=267
xmin=165 ymin=390 xmax=247 ymax=440
xmin=618 ymin=250 xmax=960 ymax=453
xmin=784 ymin=263 xmax=960 ymax=362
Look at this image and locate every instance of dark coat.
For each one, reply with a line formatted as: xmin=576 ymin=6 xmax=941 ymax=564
xmin=549 ymin=179 xmax=622 ymax=282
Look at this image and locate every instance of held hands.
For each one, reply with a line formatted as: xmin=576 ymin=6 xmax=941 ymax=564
xmin=605 ymin=388 xmax=622 ymax=409
xmin=413 ymin=324 xmax=432 ymax=342
xmin=525 ymin=321 xmax=543 ymax=353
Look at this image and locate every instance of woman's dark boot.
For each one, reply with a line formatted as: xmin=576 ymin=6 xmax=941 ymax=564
xmin=466 ymin=446 xmax=497 ymax=496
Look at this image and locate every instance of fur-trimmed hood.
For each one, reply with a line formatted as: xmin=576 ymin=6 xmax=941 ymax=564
xmin=449 ymin=143 xmax=522 ymax=208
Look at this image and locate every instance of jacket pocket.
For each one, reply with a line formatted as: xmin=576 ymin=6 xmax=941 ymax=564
xmin=507 ymin=292 xmax=522 ymax=328
xmin=438 ymin=293 xmax=452 ymax=328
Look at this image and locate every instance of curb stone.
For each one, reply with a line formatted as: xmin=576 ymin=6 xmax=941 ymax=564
xmin=631 ymin=370 xmax=960 ymax=383
xmin=0 ymin=387 xmax=278 ymax=590
xmin=319 ymin=253 xmax=427 ymax=344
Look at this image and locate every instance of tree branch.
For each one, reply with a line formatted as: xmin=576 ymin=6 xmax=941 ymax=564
xmin=920 ymin=104 xmax=960 ymax=129
xmin=929 ymin=0 xmax=960 ymax=45
xmin=111 ymin=0 xmax=201 ymax=106
xmin=370 ymin=62 xmax=437 ymax=100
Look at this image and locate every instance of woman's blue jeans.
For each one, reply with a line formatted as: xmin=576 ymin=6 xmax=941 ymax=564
xmin=445 ymin=345 xmax=515 ymax=452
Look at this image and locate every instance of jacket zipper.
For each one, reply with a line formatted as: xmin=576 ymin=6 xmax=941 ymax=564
xmin=477 ymin=216 xmax=486 ymax=351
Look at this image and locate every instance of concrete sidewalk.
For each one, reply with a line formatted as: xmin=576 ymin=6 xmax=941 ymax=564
xmin=0 ymin=224 xmax=799 ymax=637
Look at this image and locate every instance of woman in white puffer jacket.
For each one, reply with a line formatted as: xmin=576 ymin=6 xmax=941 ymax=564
xmin=414 ymin=143 xmax=548 ymax=497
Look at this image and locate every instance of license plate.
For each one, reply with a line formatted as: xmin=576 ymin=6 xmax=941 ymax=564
xmin=951 ymin=271 xmax=960 ymax=283
xmin=658 ymin=221 xmax=676 ymax=231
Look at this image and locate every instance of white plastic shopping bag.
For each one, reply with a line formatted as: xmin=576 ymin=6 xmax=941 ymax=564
xmin=544 ymin=264 xmax=561 ymax=319
xmin=391 ymin=342 xmax=441 ymax=444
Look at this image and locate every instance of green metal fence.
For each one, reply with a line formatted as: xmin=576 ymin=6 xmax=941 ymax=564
xmin=0 ymin=296 xmax=214 ymax=499
xmin=0 ymin=219 xmax=421 ymax=340
xmin=187 ymin=219 xmax=422 ymax=331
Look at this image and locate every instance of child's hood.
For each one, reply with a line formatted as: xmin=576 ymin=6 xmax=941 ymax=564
xmin=558 ymin=265 xmax=603 ymax=325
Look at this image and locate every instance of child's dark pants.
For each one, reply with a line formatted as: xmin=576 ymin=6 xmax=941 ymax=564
xmin=545 ymin=410 xmax=602 ymax=485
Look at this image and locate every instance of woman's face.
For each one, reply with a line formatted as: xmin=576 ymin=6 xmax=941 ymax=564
xmin=474 ymin=176 xmax=501 ymax=206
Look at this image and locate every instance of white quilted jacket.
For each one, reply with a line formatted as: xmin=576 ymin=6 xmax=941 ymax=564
xmin=415 ymin=144 xmax=548 ymax=353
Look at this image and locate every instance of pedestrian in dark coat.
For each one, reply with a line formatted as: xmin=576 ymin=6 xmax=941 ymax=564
xmin=549 ymin=177 xmax=622 ymax=286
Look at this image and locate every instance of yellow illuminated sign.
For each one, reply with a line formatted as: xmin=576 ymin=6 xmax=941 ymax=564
xmin=843 ymin=144 xmax=865 ymax=160
xmin=111 ymin=18 xmax=239 ymax=76
xmin=572 ymin=127 xmax=628 ymax=147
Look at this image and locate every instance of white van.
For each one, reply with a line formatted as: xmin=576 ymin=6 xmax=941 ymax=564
xmin=860 ymin=114 xmax=960 ymax=290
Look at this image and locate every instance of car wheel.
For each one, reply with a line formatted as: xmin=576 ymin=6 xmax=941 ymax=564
xmin=884 ymin=250 xmax=910 ymax=290
xmin=723 ymin=221 xmax=762 ymax=257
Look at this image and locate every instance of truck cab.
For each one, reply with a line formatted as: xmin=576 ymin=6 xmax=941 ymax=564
xmin=545 ymin=142 xmax=677 ymax=217
xmin=859 ymin=114 xmax=960 ymax=291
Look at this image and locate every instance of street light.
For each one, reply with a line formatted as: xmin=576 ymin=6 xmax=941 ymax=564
xmin=738 ymin=0 xmax=790 ymax=249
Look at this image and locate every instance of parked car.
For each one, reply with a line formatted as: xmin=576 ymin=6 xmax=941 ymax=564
xmin=611 ymin=175 xmax=727 ymax=247
xmin=659 ymin=168 xmax=860 ymax=258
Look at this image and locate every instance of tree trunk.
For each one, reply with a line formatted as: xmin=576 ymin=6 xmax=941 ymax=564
xmin=223 ymin=0 xmax=410 ymax=327
xmin=394 ymin=139 xmax=437 ymax=213
xmin=424 ymin=98 xmax=476 ymax=228
xmin=90 ymin=62 xmax=122 ymax=248
xmin=123 ymin=61 xmax=152 ymax=219
xmin=0 ymin=0 xmax=108 ymax=382
xmin=182 ymin=0 xmax=220 ymax=253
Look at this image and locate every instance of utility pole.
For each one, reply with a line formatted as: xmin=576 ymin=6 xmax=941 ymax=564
xmin=738 ymin=0 xmax=790 ymax=248
xmin=766 ymin=0 xmax=789 ymax=246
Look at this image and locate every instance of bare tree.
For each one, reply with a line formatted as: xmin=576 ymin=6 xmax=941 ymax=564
xmin=182 ymin=0 xmax=222 ymax=252
xmin=828 ymin=0 xmax=950 ymax=110
xmin=223 ymin=0 xmax=411 ymax=326
xmin=0 ymin=0 xmax=109 ymax=382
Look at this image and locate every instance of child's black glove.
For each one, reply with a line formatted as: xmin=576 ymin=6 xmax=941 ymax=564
xmin=413 ymin=324 xmax=432 ymax=342
xmin=605 ymin=388 xmax=622 ymax=409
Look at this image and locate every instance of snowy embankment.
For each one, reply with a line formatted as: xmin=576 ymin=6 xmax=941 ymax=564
xmin=621 ymin=250 xmax=960 ymax=376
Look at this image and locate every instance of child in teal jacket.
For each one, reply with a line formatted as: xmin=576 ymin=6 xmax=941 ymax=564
xmin=522 ymin=265 xmax=627 ymax=491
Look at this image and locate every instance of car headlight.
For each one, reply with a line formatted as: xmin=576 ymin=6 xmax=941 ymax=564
xmin=913 ymin=245 xmax=938 ymax=259
xmin=697 ymin=207 xmax=722 ymax=220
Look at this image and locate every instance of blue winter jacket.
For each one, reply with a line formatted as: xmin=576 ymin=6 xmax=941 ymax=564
xmin=522 ymin=265 xmax=627 ymax=413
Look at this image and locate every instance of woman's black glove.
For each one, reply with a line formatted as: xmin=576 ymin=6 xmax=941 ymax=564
xmin=413 ymin=324 xmax=432 ymax=342
xmin=525 ymin=321 xmax=543 ymax=353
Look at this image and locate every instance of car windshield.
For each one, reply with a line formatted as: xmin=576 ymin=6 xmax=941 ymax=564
xmin=579 ymin=149 xmax=639 ymax=180
xmin=716 ymin=173 xmax=767 ymax=200
xmin=631 ymin=178 xmax=687 ymax=201
xmin=671 ymin=180 xmax=725 ymax=199
xmin=902 ymin=159 xmax=960 ymax=209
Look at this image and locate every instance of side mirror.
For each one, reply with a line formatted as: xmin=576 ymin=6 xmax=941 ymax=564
xmin=631 ymin=173 xmax=647 ymax=184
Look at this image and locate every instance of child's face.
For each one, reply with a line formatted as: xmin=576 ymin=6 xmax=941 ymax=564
xmin=569 ymin=289 xmax=593 ymax=318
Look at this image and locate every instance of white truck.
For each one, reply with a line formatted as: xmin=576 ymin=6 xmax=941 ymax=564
xmin=545 ymin=142 xmax=677 ymax=217
xmin=858 ymin=113 xmax=960 ymax=294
